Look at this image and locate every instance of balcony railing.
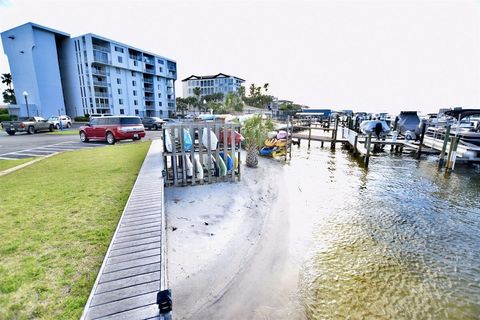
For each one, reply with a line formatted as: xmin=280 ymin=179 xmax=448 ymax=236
xmin=144 ymin=68 xmax=155 ymax=74
xmin=129 ymin=55 xmax=142 ymax=61
xmin=94 ymin=92 xmax=109 ymax=98
xmin=143 ymin=78 xmax=153 ymax=84
xmin=92 ymin=44 xmax=110 ymax=53
xmin=93 ymin=80 xmax=108 ymax=87
xmin=143 ymin=58 xmax=155 ymax=65
xmin=96 ymin=104 xmax=112 ymax=109
xmin=144 ymin=96 xmax=155 ymax=101
xmin=93 ymin=53 xmax=109 ymax=64
xmin=92 ymin=68 xmax=108 ymax=76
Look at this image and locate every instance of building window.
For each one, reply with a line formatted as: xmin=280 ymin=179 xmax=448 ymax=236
xmin=158 ymin=85 xmax=161 ymax=90
xmin=119 ymin=99 xmax=123 ymax=105
xmin=132 ymin=80 xmax=136 ymax=86
xmin=158 ymin=102 xmax=162 ymax=106
xmin=133 ymin=90 xmax=137 ymax=96
xmin=158 ymin=59 xmax=164 ymax=64
xmin=158 ymin=93 xmax=161 ymax=98
xmin=120 ymin=108 xmax=125 ymax=114
xmin=135 ymin=109 xmax=139 ymax=115
xmin=157 ymin=76 xmax=160 ymax=81
xmin=118 ymin=56 xmax=123 ymax=63
xmin=134 ymin=100 xmax=138 ymax=105
xmin=134 ymin=60 xmax=138 ymax=66
xmin=115 ymin=46 xmax=124 ymax=53
xmin=116 ymin=67 xmax=121 ymax=74
xmin=117 ymin=78 xmax=121 ymax=84
xmin=118 ymin=88 xmax=122 ymax=94
xmin=131 ymin=71 xmax=136 ymax=76
xmin=159 ymin=67 xmax=163 ymax=72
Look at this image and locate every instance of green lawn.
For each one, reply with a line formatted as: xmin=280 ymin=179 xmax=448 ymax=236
xmin=46 ymin=130 xmax=79 ymax=135
xmin=0 ymin=141 xmax=150 ymax=319
xmin=0 ymin=158 xmax=35 ymax=172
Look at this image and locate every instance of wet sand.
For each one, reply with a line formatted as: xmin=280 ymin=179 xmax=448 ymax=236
xmin=165 ymin=158 xmax=306 ymax=319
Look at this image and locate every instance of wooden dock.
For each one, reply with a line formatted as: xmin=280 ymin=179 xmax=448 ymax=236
xmin=81 ymin=140 xmax=170 ymax=320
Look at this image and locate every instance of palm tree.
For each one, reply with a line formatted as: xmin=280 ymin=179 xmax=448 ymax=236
xmin=1 ymin=73 xmax=16 ymax=104
xmin=242 ymin=115 xmax=274 ymax=168
xmin=193 ymin=87 xmax=202 ymax=113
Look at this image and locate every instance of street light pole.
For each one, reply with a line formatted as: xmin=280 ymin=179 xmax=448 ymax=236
xmin=23 ymin=91 xmax=30 ymax=118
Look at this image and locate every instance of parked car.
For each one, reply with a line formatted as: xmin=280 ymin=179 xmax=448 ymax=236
xmin=79 ymin=116 xmax=145 ymax=144
xmin=88 ymin=114 xmax=113 ymax=120
xmin=48 ymin=115 xmax=72 ymax=129
xmin=1 ymin=116 xmax=54 ymax=135
xmin=141 ymin=117 xmax=165 ymax=130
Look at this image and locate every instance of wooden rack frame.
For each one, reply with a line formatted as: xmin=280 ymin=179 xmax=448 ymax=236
xmin=162 ymin=121 xmax=242 ymax=186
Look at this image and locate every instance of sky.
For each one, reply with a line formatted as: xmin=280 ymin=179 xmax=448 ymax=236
xmin=0 ymin=0 xmax=479 ymax=115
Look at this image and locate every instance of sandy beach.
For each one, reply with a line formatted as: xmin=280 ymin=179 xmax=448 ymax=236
xmin=165 ymin=157 xmax=309 ymax=319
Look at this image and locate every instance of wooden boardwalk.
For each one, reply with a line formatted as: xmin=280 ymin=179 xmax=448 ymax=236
xmin=81 ymin=140 xmax=169 ymax=320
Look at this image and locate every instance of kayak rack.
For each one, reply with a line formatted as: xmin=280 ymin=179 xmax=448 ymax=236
xmin=162 ymin=121 xmax=242 ymax=187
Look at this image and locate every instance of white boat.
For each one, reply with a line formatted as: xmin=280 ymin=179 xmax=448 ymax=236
xmin=426 ymin=109 xmax=480 ymax=147
xmin=359 ymin=120 xmax=391 ymax=138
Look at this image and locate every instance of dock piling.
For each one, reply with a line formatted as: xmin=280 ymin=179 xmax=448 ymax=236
xmin=438 ymin=124 xmax=451 ymax=168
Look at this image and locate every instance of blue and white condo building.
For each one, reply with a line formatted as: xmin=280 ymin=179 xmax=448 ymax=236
xmin=182 ymin=73 xmax=244 ymax=98
xmin=1 ymin=22 xmax=177 ymax=118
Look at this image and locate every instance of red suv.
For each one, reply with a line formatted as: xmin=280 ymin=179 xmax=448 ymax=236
xmin=79 ymin=116 xmax=145 ymax=144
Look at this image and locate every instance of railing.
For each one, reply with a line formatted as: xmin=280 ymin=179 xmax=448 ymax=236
xmin=93 ymin=80 xmax=108 ymax=87
xmin=93 ymin=52 xmax=109 ymax=64
xmin=93 ymin=44 xmax=110 ymax=53
xmin=96 ymin=104 xmax=112 ymax=109
xmin=94 ymin=92 xmax=109 ymax=98
xmin=92 ymin=68 xmax=108 ymax=76
xmin=129 ymin=55 xmax=141 ymax=61
xmin=143 ymin=78 xmax=154 ymax=84
xmin=143 ymin=58 xmax=155 ymax=65
xmin=144 ymin=68 xmax=155 ymax=74
xmin=144 ymin=96 xmax=155 ymax=101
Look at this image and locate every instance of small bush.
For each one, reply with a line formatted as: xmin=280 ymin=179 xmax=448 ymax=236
xmin=0 ymin=114 xmax=15 ymax=122
xmin=74 ymin=116 xmax=89 ymax=122
xmin=0 ymin=108 xmax=8 ymax=115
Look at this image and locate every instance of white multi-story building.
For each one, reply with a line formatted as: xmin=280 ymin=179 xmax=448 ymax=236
xmin=1 ymin=22 xmax=177 ymax=118
xmin=182 ymin=73 xmax=244 ymax=98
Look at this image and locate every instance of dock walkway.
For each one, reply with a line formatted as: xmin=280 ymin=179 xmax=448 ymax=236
xmin=81 ymin=140 xmax=168 ymax=320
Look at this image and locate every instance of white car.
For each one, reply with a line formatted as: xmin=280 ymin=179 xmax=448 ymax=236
xmin=48 ymin=115 xmax=72 ymax=129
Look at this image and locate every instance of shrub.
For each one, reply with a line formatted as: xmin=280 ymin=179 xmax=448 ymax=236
xmin=0 ymin=108 xmax=8 ymax=114
xmin=0 ymin=114 xmax=15 ymax=122
xmin=74 ymin=116 xmax=89 ymax=122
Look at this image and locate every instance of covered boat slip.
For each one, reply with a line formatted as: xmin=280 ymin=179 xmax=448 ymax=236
xmin=81 ymin=140 xmax=171 ymax=320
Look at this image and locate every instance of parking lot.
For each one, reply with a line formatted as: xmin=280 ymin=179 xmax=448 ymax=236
xmin=0 ymin=126 xmax=163 ymax=160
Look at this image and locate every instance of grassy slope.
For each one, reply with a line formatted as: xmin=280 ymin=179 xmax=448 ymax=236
xmin=0 ymin=141 xmax=150 ymax=319
xmin=0 ymin=158 xmax=35 ymax=171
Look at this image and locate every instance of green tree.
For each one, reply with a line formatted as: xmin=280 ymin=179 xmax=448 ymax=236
xmin=242 ymin=115 xmax=274 ymax=168
xmin=243 ymin=83 xmax=273 ymax=109
xmin=237 ymin=86 xmax=245 ymax=98
xmin=1 ymin=73 xmax=16 ymax=104
xmin=193 ymin=87 xmax=202 ymax=113
xmin=185 ymin=96 xmax=197 ymax=113
xmin=225 ymin=92 xmax=244 ymax=113
xmin=176 ymin=97 xmax=188 ymax=116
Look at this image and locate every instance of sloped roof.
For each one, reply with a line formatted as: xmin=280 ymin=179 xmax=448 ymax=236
xmin=182 ymin=73 xmax=245 ymax=82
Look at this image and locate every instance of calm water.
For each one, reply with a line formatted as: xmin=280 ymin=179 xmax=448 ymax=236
xmin=285 ymin=142 xmax=480 ymax=319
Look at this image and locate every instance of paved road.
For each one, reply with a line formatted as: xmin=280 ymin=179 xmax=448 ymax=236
xmin=0 ymin=126 xmax=163 ymax=160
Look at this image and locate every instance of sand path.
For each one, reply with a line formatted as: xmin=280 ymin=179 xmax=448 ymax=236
xmin=165 ymin=159 xmax=306 ymax=319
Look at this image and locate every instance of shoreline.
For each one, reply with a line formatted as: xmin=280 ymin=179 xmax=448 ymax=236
xmin=165 ymin=158 xmax=305 ymax=319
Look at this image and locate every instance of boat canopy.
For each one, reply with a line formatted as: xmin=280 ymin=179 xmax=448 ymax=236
xmin=444 ymin=108 xmax=480 ymax=119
